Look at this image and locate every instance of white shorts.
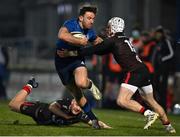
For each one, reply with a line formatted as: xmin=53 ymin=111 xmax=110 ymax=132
xmin=121 ymin=83 xmax=153 ymax=95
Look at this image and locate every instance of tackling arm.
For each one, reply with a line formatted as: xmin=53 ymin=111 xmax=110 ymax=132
xmin=79 ymin=39 xmax=112 ymax=56
xmin=56 ymin=39 xmax=112 ymax=58
xmin=77 ymin=112 xmax=112 ymax=129
xmin=49 ymin=102 xmax=73 ymax=119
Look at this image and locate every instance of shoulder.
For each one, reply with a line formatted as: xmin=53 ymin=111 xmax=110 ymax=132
xmin=117 ymin=36 xmax=131 ymax=45
xmin=63 ymin=19 xmax=81 ymax=33
xmin=64 ymin=19 xmax=78 ymax=26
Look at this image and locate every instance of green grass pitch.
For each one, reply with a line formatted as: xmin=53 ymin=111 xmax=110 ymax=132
xmin=0 ymin=101 xmax=179 ymax=136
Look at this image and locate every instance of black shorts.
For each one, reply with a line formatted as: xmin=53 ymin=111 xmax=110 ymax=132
xmin=123 ymin=66 xmax=151 ymax=87
xmin=55 ymin=55 xmax=86 ymax=85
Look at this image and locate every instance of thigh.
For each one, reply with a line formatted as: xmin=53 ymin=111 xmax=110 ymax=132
xmin=55 ymin=59 xmax=86 ymax=85
xmin=139 ymin=84 xmax=153 ymax=96
xmin=139 ymin=91 xmax=158 ymax=107
xmin=74 ymin=66 xmax=88 ymax=84
xmin=55 ymin=61 xmax=71 ymax=85
xmin=117 ymin=86 xmax=135 ymax=101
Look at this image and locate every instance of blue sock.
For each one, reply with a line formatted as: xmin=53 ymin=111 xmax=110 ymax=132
xmin=82 ymin=102 xmax=97 ymax=120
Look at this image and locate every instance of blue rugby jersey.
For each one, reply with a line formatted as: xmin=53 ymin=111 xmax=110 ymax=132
xmin=56 ymin=19 xmax=97 ymax=50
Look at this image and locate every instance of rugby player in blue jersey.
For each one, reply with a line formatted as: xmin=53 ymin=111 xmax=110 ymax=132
xmin=55 ymin=6 xmax=103 ymax=129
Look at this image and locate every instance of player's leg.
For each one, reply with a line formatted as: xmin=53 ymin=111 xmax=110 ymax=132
xmin=55 ymin=60 xmax=101 ymax=128
xmin=117 ymin=84 xmax=144 ymax=112
xmin=124 ymin=67 xmax=159 ymax=130
xmin=117 ymin=84 xmax=159 ymax=129
xmin=74 ymin=66 xmax=102 ymax=100
xmin=9 ymin=77 xmax=38 ymax=112
xmin=140 ymin=85 xmax=176 ymax=133
xmin=66 ymin=81 xmax=100 ymax=129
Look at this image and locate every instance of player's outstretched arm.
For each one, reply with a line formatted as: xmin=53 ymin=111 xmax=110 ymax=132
xmin=49 ymin=102 xmax=74 ymax=119
xmin=88 ymin=120 xmax=112 ymax=129
xmin=57 ymin=39 xmax=112 ymax=58
xmin=78 ymin=40 xmax=111 ymax=56
xmin=77 ymin=112 xmax=112 ymax=129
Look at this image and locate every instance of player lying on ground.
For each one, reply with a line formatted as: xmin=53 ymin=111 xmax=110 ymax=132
xmin=57 ymin=17 xmax=176 ymax=133
xmin=8 ymin=77 xmax=111 ymax=128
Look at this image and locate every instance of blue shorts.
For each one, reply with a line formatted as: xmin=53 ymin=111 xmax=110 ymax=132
xmin=55 ymin=55 xmax=86 ymax=85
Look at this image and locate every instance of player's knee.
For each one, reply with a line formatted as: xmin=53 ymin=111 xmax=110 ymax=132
xmin=75 ymin=79 xmax=88 ymax=89
xmin=116 ymin=98 xmax=127 ymax=108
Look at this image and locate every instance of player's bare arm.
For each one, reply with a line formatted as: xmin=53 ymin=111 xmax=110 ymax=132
xmin=49 ymin=102 xmax=74 ymax=119
xmin=58 ymin=27 xmax=88 ymax=46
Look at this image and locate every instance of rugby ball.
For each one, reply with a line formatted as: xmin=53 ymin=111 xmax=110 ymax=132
xmin=71 ymin=32 xmax=86 ymax=38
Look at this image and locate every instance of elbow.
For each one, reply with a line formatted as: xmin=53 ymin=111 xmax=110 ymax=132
xmin=8 ymin=101 xmax=13 ymax=110
xmin=58 ymin=33 xmax=63 ymax=40
xmin=8 ymin=101 xmax=17 ymax=111
xmin=58 ymin=32 xmax=67 ymax=41
xmin=48 ymin=104 xmax=54 ymax=111
xmin=49 ymin=102 xmax=58 ymax=112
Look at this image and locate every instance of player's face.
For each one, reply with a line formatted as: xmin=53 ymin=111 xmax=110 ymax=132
xmin=79 ymin=12 xmax=96 ymax=29
xmin=106 ymin=25 xmax=113 ymax=37
xmin=71 ymin=99 xmax=81 ymax=115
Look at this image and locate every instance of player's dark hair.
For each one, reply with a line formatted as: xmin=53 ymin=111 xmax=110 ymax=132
xmin=79 ymin=6 xmax=97 ymax=16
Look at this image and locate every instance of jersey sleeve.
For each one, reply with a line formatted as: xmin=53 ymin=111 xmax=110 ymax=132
xmin=63 ymin=20 xmax=74 ymax=32
xmin=78 ymin=38 xmax=113 ymax=56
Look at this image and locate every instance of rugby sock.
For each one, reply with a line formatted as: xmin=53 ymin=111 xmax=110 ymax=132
xmin=139 ymin=107 xmax=146 ymax=115
xmin=82 ymin=102 xmax=91 ymax=112
xmin=86 ymin=110 xmax=97 ymax=120
xmin=82 ymin=102 xmax=97 ymax=120
xmin=162 ymin=120 xmax=170 ymax=126
xmin=22 ymin=84 xmax=32 ymax=94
